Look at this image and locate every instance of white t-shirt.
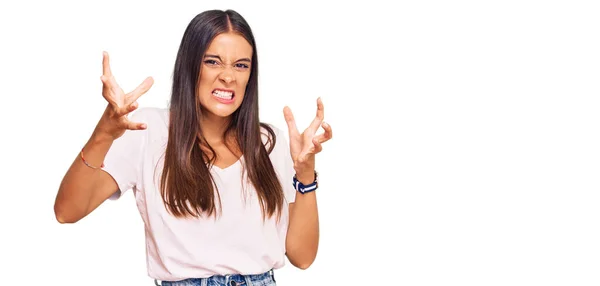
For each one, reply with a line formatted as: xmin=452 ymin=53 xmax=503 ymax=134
xmin=102 ymin=107 xmax=297 ymax=281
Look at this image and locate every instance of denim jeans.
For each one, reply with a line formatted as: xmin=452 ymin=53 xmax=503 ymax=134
xmin=155 ymin=269 xmax=276 ymax=286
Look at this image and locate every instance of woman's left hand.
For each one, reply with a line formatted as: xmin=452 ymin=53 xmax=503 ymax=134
xmin=283 ymin=97 xmax=333 ymax=177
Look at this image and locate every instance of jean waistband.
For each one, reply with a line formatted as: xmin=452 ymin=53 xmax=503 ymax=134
xmin=155 ymin=269 xmax=275 ymax=286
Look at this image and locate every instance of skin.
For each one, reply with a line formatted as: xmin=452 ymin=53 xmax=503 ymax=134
xmin=198 ymin=32 xmax=334 ymax=269
xmin=283 ymin=97 xmax=332 ymax=269
xmin=196 ymin=32 xmax=252 ymax=167
xmin=53 ymin=31 xmax=333 ymax=271
xmin=54 ymin=52 xmax=153 ymax=225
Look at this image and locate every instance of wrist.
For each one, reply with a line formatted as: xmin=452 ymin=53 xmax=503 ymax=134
xmin=295 ymin=171 xmax=315 ymax=185
xmin=91 ymin=129 xmax=115 ymax=145
xmin=294 ymin=161 xmax=315 ymax=181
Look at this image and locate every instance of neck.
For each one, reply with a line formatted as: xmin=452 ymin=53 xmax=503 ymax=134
xmin=199 ymin=111 xmax=231 ymax=145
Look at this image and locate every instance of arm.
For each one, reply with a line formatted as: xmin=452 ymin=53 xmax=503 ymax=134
xmin=54 ymin=127 xmax=119 ymax=223
xmin=282 ymin=97 xmax=332 ymax=269
xmin=285 ymin=171 xmax=319 ymax=269
xmin=54 ymin=51 xmax=153 ymax=223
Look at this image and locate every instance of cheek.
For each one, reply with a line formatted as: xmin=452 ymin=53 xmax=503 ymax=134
xmin=237 ymin=75 xmax=251 ymax=96
xmin=199 ymin=71 xmax=216 ymax=94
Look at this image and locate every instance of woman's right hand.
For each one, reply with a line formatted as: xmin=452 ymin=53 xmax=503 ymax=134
xmin=95 ymin=51 xmax=154 ymax=140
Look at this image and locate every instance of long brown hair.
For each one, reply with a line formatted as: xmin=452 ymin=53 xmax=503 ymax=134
xmin=159 ymin=10 xmax=285 ymax=220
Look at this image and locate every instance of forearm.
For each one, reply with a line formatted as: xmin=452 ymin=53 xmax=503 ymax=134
xmin=54 ymin=129 xmax=114 ymax=222
xmin=286 ymin=171 xmax=319 ymax=269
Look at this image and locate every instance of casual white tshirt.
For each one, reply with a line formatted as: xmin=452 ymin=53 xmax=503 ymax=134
xmin=101 ymin=107 xmax=297 ymax=281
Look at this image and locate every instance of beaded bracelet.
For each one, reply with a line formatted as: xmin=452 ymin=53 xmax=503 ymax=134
xmin=80 ymin=148 xmax=104 ymax=169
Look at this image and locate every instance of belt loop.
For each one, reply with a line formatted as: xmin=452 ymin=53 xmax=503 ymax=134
xmin=201 ymin=278 xmax=208 ymax=286
xmin=270 ymin=269 xmax=276 ymax=282
xmin=243 ymin=275 xmax=253 ymax=286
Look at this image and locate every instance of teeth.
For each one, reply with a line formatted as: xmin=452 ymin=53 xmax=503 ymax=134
xmin=213 ymin=90 xmax=233 ymax=99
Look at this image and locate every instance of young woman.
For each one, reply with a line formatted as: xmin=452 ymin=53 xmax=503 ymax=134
xmin=53 ymin=9 xmax=332 ymax=286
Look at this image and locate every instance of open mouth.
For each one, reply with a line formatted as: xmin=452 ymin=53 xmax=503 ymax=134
xmin=212 ymin=89 xmax=235 ymax=102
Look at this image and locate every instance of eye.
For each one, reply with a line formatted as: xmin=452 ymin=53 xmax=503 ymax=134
xmin=204 ymin=59 xmax=220 ymax=66
xmin=234 ymin=63 xmax=249 ymax=69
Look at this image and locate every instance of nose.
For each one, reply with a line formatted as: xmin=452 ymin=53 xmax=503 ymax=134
xmin=220 ymin=75 xmax=233 ymax=84
xmin=218 ymin=68 xmax=235 ymax=84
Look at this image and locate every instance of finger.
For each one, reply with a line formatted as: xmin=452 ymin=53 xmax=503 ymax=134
xmin=102 ymin=51 xmax=112 ymax=77
xmin=283 ymin=106 xmax=300 ymax=136
xmin=313 ymin=121 xmax=333 ymax=144
xmin=312 ymin=138 xmax=323 ymax=153
xmin=106 ymin=74 xmax=122 ymax=93
xmin=102 ymin=73 xmax=126 ymax=102
xmin=117 ymin=100 xmax=139 ymax=117
xmin=100 ymin=74 xmax=119 ymax=94
xmin=126 ymin=76 xmax=154 ymax=104
xmin=100 ymin=75 xmax=117 ymax=106
xmin=308 ymin=97 xmax=325 ymax=131
xmin=125 ymin=119 xmax=147 ymax=130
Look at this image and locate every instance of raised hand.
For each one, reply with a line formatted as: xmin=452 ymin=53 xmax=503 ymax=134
xmin=96 ymin=51 xmax=154 ymax=140
xmin=283 ymin=97 xmax=333 ymax=175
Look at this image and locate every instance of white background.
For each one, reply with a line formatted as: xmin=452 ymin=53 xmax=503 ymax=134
xmin=1 ymin=0 xmax=599 ymax=285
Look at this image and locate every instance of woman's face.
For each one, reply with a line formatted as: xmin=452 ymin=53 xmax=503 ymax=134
xmin=197 ymin=32 xmax=253 ymax=119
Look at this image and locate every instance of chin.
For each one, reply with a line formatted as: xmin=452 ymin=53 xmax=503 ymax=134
xmin=203 ymin=102 xmax=242 ymax=118
xmin=209 ymin=109 xmax=236 ymax=118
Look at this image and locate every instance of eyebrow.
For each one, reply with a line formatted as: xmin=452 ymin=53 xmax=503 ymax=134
xmin=204 ymin=54 xmax=251 ymax=63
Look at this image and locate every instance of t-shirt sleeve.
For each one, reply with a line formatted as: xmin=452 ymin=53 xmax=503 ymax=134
xmin=270 ymin=125 xmax=297 ymax=204
xmin=102 ymin=110 xmax=148 ymax=200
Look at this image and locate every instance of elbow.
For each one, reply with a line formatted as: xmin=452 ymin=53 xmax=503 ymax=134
xmin=54 ymin=202 xmax=81 ymax=224
xmin=287 ymin=248 xmax=317 ymax=270
xmin=54 ymin=209 xmax=75 ymax=224
xmin=290 ymin=256 xmax=315 ymax=270
xmin=54 ymin=185 xmax=89 ymax=224
xmin=55 ymin=214 xmax=78 ymax=224
xmin=296 ymin=261 xmax=314 ymax=270
xmin=286 ymin=237 xmax=319 ymax=270
xmin=56 ymin=216 xmax=70 ymax=224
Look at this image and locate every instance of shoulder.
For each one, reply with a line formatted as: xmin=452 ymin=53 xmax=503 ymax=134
xmin=120 ymin=107 xmax=170 ymax=144
xmin=260 ymin=122 xmax=283 ymax=143
xmin=130 ymin=107 xmax=169 ymax=125
xmin=260 ymin=123 xmax=289 ymax=155
xmin=128 ymin=107 xmax=170 ymax=134
xmin=260 ymin=123 xmax=283 ymax=137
